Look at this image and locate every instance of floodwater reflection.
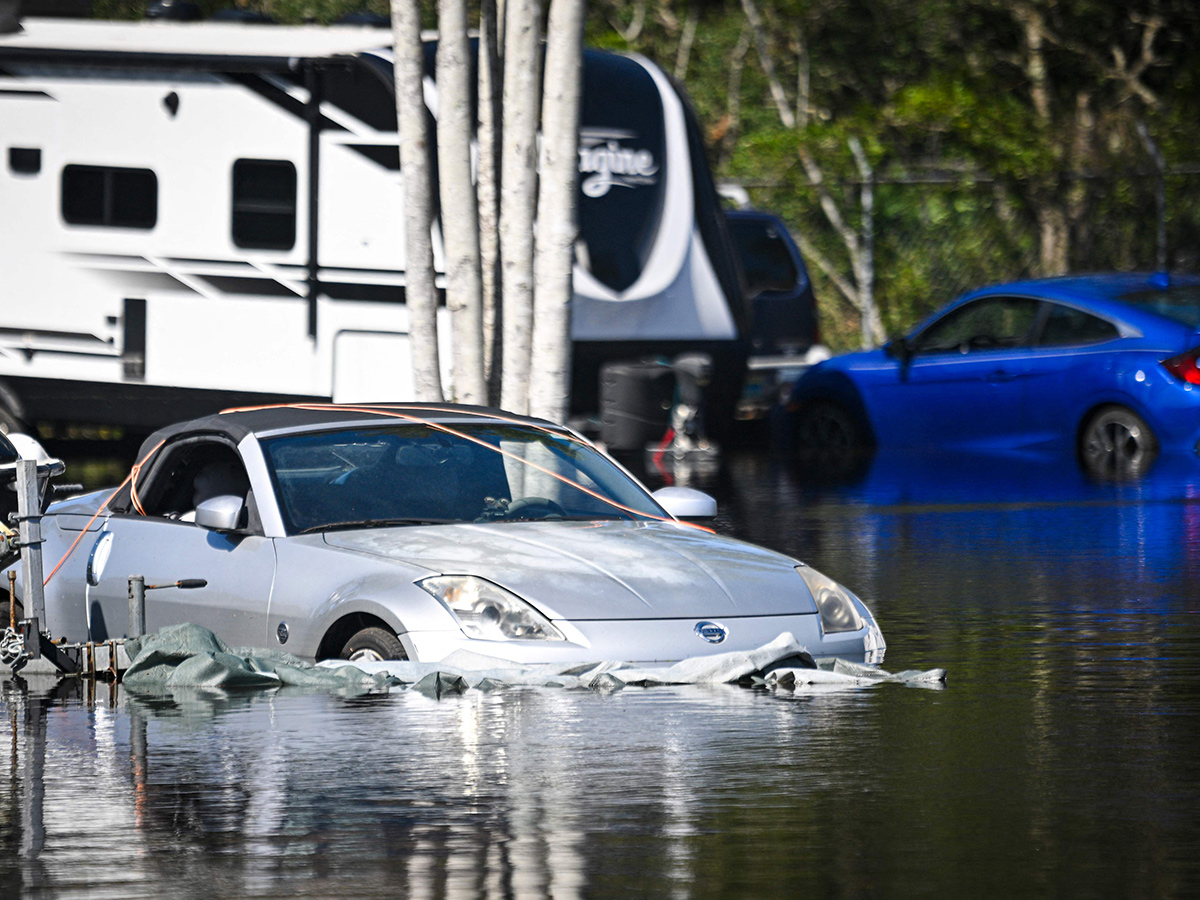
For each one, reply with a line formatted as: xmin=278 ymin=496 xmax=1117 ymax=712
xmin=4 ymin=446 xmax=1200 ymax=898
xmin=2 ymin=677 xmax=885 ymax=900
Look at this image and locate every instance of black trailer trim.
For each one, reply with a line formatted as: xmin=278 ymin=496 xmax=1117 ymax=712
xmin=0 ymin=46 xmax=348 ymax=74
xmin=3 ymin=375 xmax=327 ymax=430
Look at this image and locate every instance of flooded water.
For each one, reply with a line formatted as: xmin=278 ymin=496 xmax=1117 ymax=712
xmin=4 ymin=447 xmax=1200 ymax=898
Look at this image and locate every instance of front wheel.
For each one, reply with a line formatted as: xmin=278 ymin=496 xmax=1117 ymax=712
xmin=338 ymin=626 xmax=407 ymax=662
xmin=1079 ymin=406 xmax=1158 ymax=479
xmin=792 ymin=400 xmax=871 ymax=475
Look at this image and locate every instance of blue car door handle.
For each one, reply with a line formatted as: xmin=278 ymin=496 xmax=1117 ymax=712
xmin=986 ymin=369 xmax=1014 ymax=383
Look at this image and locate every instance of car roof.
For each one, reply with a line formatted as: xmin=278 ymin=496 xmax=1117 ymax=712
xmin=968 ymin=272 xmax=1200 ymax=304
xmin=135 ymin=403 xmax=562 ymax=462
xmin=952 ymin=272 xmax=1200 ymax=331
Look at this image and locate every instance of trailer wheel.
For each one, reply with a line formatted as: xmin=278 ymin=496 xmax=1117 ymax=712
xmin=338 ymin=626 xmax=407 ymax=662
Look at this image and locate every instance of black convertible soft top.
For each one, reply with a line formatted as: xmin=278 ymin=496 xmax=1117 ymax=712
xmin=134 ymin=403 xmax=560 ymax=462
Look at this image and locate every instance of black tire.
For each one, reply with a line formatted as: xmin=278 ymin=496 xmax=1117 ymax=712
xmin=338 ymin=626 xmax=407 ymax=662
xmin=793 ymin=400 xmax=870 ymax=474
xmin=1079 ymin=406 xmax=1158 ymax=479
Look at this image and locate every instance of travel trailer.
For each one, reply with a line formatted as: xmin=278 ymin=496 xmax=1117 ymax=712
xmin=0 ymin=17 xmax=814 ymax=437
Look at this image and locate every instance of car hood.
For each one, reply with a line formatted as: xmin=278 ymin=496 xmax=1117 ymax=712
xmin=322 ymin=521 xmax=818 ymax=621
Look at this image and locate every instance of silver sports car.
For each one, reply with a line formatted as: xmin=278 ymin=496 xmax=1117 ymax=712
xmin=26 ymin=405 xmax=886 ymax=665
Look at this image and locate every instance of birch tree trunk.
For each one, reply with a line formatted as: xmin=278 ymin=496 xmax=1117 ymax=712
xmin=392 ymin=0 xmax=444 ymax=401
xmin=477 ymin=0 xmax=503 ymax=402
xmin=436 ymin=0 xmax=486 ymax=404
xmin=797 ymin=144 xmax=884 ymax=347
xmin=498 ymin=0 xmax=541 ymax=415
xmin=740 ymin=0 xmax=795 ymax=129
xmin=529 ymin=0 xmax=586 ymax=423
xmin=848 ymin=137 xmax=883 ymax=347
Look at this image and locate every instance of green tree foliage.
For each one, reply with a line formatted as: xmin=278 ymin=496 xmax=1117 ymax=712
xmin=590 ymin=0 xmax=1200 ymax=348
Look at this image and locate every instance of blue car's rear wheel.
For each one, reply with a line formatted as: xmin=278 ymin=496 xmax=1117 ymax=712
xmin=1079 ymin=406 xmax=1158 ymax=479
xmin=339 ymin=626 xmax=407 ymax=662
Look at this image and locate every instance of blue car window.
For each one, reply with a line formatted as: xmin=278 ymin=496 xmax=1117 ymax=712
xmin=913 ymin=296 xmax=1039 ymax=355
xmin=1037 ymin=304 xmax=1119 ymax=347
xmin=1120 ymin=285 xmax=1200 ymax=329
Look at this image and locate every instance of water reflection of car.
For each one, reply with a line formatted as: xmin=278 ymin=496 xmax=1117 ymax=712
xmin=777 ymin=273 xmax=1200 ymax=477
xmin=25 ymin=405 xmax=884 ymax=665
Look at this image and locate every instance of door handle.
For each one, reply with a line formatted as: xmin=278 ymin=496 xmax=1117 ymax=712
xmin=986 ymin=370 xmax=1014 ymax=383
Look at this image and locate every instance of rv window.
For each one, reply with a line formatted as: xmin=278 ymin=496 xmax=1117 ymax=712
xmin=9 ymin=148 xmax=41 ymax=175
xmin=232 ymin=159 xmax=297 ymax=250
xmin=61 ymin=165 xmax=157 ymax=229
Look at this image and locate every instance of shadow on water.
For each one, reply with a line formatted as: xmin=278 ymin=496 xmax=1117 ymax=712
xmin=3 ymin=444 xmax=1200 ymax=898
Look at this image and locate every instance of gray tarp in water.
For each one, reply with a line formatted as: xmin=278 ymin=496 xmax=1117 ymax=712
xmin=123 ymin=625 xmax=945 ymax=693
xmin=122 ymin=624 xmax=400 ymax=691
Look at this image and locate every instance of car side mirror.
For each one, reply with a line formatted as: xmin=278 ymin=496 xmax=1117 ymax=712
xmin=887 ymin=337 xmax=914 ymax=365
xmin=195 ymin=494 xmax=246 ymax=531
xmin=652 ymin=486 xmax=718 ymax=520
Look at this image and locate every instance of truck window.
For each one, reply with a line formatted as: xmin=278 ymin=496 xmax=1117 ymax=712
xmin=231 ymin=159 xmax=297 ymax=250
xmin=728 ymin=218 xmax=798 ymax=296
xmin=61 ymin=165 xmax=157 ymax=229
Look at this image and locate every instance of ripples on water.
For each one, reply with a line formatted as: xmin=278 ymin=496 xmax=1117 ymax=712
xmin=3 ymin=448 xmax=1200 ymax=898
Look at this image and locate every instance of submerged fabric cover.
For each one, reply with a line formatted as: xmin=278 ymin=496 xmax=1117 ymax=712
xmin=122 ymin=623 xmax=399 ymax=691
xmin=323 ymin=631 xmax=948 ymax=692
xmin=122 ymin=625 xmax=946 ymax=692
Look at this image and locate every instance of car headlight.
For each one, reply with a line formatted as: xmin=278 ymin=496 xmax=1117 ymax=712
xmin=417 ymin=575 xmax=565 ymax=642
xmin=795 ymin=564 xmax=863 ymax=635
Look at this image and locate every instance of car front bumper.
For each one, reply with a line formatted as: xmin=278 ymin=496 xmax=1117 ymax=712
xmin=402 ymin=611 xmax=885 ymax=667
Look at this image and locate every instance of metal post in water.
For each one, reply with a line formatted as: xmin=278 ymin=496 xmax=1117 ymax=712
xmin=128 ymin=575 xmax=146 ymax=639
xmin=15 ymin=459 xmax=45 ymax=659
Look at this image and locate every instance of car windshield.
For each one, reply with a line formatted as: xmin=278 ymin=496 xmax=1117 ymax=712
xmin=1120 ymin=285 xmax=1200 ymax=330
xmin=261 ymin=423 xmax=667 ymax=534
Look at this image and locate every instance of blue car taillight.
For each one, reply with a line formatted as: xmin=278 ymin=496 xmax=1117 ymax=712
xmin=1161 ymin=346 xmax=1200 ymax=385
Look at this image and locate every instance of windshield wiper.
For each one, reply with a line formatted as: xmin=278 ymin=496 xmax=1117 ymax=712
xmin=300 ymin=517 xmax=458 ymax=534
xmin=486 ymin=512 xmax=637 ymax=524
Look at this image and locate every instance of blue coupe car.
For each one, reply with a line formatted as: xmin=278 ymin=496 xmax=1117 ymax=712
xmin=778 ymin=273 xmax=1200 ymax=477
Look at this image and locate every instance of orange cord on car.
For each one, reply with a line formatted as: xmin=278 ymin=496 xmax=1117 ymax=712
xmin=42 ymin=439 xmax=165 ymax=587
xmin=41 ymin=401 xmax=711 ymax=590
xmin=221 ymin=401 xmax=713 ymax=530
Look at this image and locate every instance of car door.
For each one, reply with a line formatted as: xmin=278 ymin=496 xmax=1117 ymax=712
xmin=82 ymin=440 xmax=277 ymax=648
xmin=84 ymin=518 xmax=276 ymax=646
xmin=870 ymin=296 xmax=1040 ymax=449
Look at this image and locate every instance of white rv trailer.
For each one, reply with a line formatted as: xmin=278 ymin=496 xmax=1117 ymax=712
xmin=0 ymin=17 xmax=760 ymax=436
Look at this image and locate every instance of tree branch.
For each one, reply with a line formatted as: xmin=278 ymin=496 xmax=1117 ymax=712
xmin=739 ymin=0 xmax=795 ymax=129
xmin=797 ymin=147 xmax=859 ymax=252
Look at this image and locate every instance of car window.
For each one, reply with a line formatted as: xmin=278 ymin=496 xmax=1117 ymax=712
xmin=728 ymin=217 xmax=801 ymax=295
xmin=132 ymin=441 xmax=252 ymax=525
xmin=913 ymin=296 xmax=1040 ymax=355
xmin=1119 ymin=284 xmax=1200 ymax=329
xmin=1036 ymin=303 xmax=1120 ymax=347
xmin=262 ymin=424 xmax=666 ymax=533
